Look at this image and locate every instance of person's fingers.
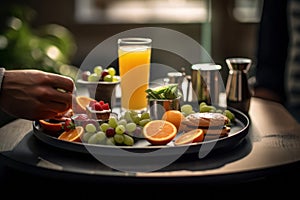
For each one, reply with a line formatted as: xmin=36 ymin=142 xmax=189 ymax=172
xmin=45 ymin=73 xmax=75 ymax=93
xmin=46 ymin=99 xmax=71 ymax=113
xmin=50 ymin=90 xmax=73 ymax=107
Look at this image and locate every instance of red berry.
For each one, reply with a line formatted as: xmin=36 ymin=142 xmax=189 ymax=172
xmin=99 ymin=100 xmax=105 ymax=105
xmin=102 ymin=103 xmax=110 ymax=110
xmin=94 ymin=102 xmax=103 ymax=111
xmin=63 ymin=118 xmax=75 ymax=132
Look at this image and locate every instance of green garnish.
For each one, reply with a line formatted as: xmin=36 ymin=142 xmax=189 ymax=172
xmin=145 ymin=84 xmax=181 ymax=100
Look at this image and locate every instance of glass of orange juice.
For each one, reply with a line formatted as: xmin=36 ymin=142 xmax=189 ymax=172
xmin=118 ymin=37 xmax=152 ymax=112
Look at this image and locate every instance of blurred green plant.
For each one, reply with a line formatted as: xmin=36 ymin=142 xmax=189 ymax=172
xmin=0 ymin=4 xmax=78 ymax=80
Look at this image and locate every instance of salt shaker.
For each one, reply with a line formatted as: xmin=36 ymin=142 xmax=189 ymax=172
xmin=225 ymin=58 xmax=252 ymax=113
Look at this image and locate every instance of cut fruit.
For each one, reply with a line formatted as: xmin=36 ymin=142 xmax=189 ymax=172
xmin=39 ymin=119 xmax=63 ymax=133
xmin=58 ymin=126 xmax=84 ymax=142
xmin=74 ymin=96 xmax=96 ymax=113
xmin=161 ymin=110 xmax=185 ymax=131
xmin=174 ymin=129 xmax=204 ymax=145
xmin=143 ymin=120 xmax=177 ymax=145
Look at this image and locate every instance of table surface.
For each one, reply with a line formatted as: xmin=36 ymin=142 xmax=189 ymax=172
xmin=1 ymin=97 xmax=300 ymax=185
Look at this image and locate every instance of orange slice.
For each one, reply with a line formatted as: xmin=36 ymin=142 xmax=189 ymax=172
xmin=161 ymin=110 xmax=185 ymax=131
xmin=143 ymin=120 xmax=177 ymax=145
xmin=73 ymin=96 xmax=95 ymax=113
xmin=58 ymin=126 xmax=84 ymax=142
xmin=174 ymin=129 xmax=204 ymax=145
xmin=39 ymin=119 xmax=63 ymax=133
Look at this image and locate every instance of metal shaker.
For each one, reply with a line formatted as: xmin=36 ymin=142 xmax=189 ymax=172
xmin=225 ymin=58 xmax=252 ymax=113
xmin=191 ymin=63 xmax=223 ymax=106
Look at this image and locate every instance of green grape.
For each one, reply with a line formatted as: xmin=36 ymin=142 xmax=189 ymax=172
xmin=118 ymin=119 xmax=127 ymax=127
xmin=100 ymin=122 xmax=109 ymax=132
xmin=123 ymin=134 xmax=134 ymax=146
xmin=103 ymin=74 xmax=113 ymax=82
xmin=123 ymin=111 xmax=133 ymax=122
xmin=129 ymin=110 xmax=139 ymax=116
xmin=223 ymin=109 xmax=235 ymax=121
xmin=199 ymin=102 xmax=207 ymax=108
xmin=82 ymin=132 xmax=94 ymax=143
xmin=114 ymin=134 xmax=124 ymax=144
xmin=115 ymin=124 xmax=126 ymax=134
xmin=112 ymin=76 xmax=119 ymax=82
xmin=94 ymin=66 xmax=103 ymax=76
xmin=88 ymin=73 xmax=100 ymax=82
xmin=125 ymin=122 xmax=137 ymax=133
xmin=139 ymin=118 xmax=150 ymax=127
xmin=106 ymin=137 xmax=116 ymax=145
xmin=88 ymin=131 xmax=106 ymax=144
xmin=85 ymin=123 xmax=97 ymax=133
xmin=181 ymin=104 xmax=194 ymax=114
xmin=107 ymin=67 xmax=116 ymax=76
xmin=131 ymin=115 xmax=141 ymax=124
xmin=216 ymin=109 xmax=223 ymax=113
xmin=200 ymin=105 xmax=216 ymax=113
xmin=108 ymin=116 xmax=118 ymax=128
xmin=140 ymin=112 xmax=150 ymax=120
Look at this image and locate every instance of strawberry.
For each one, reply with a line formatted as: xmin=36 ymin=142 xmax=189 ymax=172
xmin=94 ymin=102 xmax=103 ymax=111
xmin=102 ymin=103 xmax=110 ymax=110
xmin=63 ymin=118 xmax=75 ymax=132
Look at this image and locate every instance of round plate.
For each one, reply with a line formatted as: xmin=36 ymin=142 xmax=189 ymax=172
xmin=32 ymin=107 xmax=250 ymax=158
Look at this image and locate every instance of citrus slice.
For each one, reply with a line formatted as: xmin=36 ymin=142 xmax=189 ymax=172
xmin=39 ymin=119 xmax=63 ymax=133
xmin=58 ymin=126 xmax=84 ymax=142
xmin=74 ymin=96 xmax=95 ymax=113
xmin=143 ymin=120 xmax=177 ymax=145
xmin=174 ymin=129 xmax=204 ymax=145
xmin=161 ymin=110 xmax=185 ymax=131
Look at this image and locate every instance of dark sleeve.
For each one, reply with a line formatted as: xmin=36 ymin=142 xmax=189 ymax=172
xmin=254 ymin=0 xmax=289 ymax=102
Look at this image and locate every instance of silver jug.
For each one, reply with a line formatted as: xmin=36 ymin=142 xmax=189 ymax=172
xmin=225 ymin=58 xmax=252 ymax=113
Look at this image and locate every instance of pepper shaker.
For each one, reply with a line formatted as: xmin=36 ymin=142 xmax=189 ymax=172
xmin=225 ymin=57 xmax=252 ymax=113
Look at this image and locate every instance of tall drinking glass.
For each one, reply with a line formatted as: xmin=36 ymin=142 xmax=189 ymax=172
xmin=118 ymin=37 xmax=152 ymax=112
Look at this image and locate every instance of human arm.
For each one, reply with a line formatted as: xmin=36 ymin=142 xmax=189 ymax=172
xmin=0 ymin=68 xmax=75 ymax=120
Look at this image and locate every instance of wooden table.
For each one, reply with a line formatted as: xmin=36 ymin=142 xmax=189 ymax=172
xmin=1 ymin=97 xmax=300 ymax=191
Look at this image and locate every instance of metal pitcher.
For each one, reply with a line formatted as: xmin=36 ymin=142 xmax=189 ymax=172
xmin=225 ymin=58 xmax=252 ymax=113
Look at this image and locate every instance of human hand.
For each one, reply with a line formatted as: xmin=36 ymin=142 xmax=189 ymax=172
xmin=0 ymin=69 xmax=75 ymax=120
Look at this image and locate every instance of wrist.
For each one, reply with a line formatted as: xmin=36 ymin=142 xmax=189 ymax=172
xmin=0 ymin=68 xmax=5 ymax=93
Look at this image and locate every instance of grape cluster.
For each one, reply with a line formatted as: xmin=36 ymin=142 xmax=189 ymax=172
xmin=81 ymin=65 xmax=118 ymax=82
xmin=81 ymin=110 xmax=151 ymax=146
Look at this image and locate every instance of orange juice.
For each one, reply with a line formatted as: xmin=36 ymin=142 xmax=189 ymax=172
xmin=118 ymin=39 xmax=151 ymax=111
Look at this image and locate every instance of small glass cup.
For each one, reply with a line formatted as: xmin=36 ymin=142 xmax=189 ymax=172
xmin=148 ymin=95 xmax=181 ymax=120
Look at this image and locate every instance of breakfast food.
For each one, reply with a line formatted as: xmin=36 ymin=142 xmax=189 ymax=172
xmin=161 ymin=110 xmax=185 ymax=131
xmin=174 ymin=129 xmax=204 ymax=145
xmin=181 ymin=112 xmax=229 ymax=128
xmin=58 ymin=126 xmax=84 ymax=142
xmin=86 ymin=99 xmax=111 ymax=121
xmin=74 ymin=96 xmax=95 ymax=114
xmin=181 ymin=112 xmax=231 ymax=139
xmin=143 ymin=120 xmax=177 ymax=145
